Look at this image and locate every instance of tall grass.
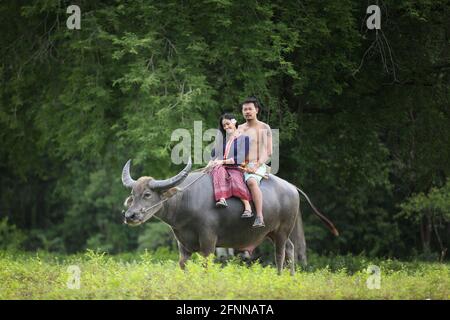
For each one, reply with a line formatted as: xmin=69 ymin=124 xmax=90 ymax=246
xmin=0 ymin=250 xmax=448 ymax=299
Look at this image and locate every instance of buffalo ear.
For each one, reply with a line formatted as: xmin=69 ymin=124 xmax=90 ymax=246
xmin=161 ymin=187 xmax=181 ymax=199
xmin=124 ymin=196 xmax=133 ymax=208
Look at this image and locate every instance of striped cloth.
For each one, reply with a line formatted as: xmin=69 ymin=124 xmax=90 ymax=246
xmin=210 ymin=165 xmax=252 ymax=202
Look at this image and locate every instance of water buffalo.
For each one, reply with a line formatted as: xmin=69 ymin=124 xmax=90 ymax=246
xmin=121 ymin=158 xmax=338 ymax=274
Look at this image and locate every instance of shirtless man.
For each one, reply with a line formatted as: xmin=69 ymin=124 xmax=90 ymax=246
xmin=238 ymin=97 xmax=272 ymax=228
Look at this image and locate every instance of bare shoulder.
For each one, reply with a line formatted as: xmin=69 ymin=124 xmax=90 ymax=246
xmin=238 ymin=123 xmax=249 ymax=132
xmin=258 ymin=121 xmax=272 ymax=134
xmin=261 ymin=121 xmax=271 ymax=130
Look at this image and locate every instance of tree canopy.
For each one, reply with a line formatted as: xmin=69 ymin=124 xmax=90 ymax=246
xmin=1 ymin=0 xmax=449 ymax=259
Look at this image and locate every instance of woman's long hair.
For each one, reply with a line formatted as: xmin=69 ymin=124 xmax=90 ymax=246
xmin=213 ymin=113 xmax=238 ymax=159
xmin=218 ymin=113 xmax=238 ymax=141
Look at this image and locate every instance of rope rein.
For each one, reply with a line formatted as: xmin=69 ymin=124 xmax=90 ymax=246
xmin=142 ymin=168 xmax=208 ymax=215
xmin=142 ymin=163 xmax=268 ymax=216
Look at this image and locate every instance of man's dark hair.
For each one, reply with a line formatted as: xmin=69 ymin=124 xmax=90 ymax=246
xmin=241 ymin=96 xmax=262 ymax=112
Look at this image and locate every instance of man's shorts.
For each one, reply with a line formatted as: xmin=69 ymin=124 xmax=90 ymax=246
xmin=244 ymin=163 xmax=267 ymax=185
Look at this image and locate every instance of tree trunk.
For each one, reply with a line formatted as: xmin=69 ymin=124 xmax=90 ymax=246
xmin=420 ymin=213 xmax=432 ymax=253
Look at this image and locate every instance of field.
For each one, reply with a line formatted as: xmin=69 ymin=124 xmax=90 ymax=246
xmin=0 ymin=250 xmax=449 ymax=300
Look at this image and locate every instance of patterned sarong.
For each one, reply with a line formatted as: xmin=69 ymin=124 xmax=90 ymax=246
xmin=210 ymin=166 xmax=252 ymax=201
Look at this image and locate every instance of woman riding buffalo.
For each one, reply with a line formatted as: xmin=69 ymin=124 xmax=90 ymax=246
xmin=208 ymin=113 xmax=253 ymax=218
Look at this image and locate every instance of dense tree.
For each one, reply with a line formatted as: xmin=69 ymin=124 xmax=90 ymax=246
xmin=0 ymin=0 xmax=448 ymax=259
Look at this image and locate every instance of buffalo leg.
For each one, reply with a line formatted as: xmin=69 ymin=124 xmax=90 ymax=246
xmin=274 ymin=236 xmax=287 ymax=275
xmin=199 ymin=234 xmax=217 ymax=268
xmin=294 ymin=209 xmax=308 ymax=267
xmin=178 ymin=241 xmax=192 ymax=270
xmin=284 ymin=239 xmax=296 ymax=276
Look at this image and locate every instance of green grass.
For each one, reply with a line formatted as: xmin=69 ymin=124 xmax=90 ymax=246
xmin=0 ymin=250 xmax=449 ymax=300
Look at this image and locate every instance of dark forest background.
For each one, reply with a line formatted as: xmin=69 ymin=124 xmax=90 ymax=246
xmin=1 ymin=0 xmax=449 ymax=260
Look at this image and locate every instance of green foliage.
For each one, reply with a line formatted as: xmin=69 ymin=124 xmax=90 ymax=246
xmin=399 ymin=179 xmax=450 ymax=222
xmin=398 ymin=179 xmax=450 ymax=259
xmin=137 ymin=222 xmax=177 ymax=252
xmin=0 ymin=251 xmax=448 ymax=299
xmin=0 ymin=0 xmax=449 ymax=258
xmin=0 ymin=218 xmax=26 ymax=251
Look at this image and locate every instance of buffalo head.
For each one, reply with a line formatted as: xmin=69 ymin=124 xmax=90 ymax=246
xmin=121 ymin=158 xmax=192 ymax=226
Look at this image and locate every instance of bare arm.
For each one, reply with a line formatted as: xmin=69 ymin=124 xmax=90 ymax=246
xmin=257 ymin=124 xmax=272 ymax=168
